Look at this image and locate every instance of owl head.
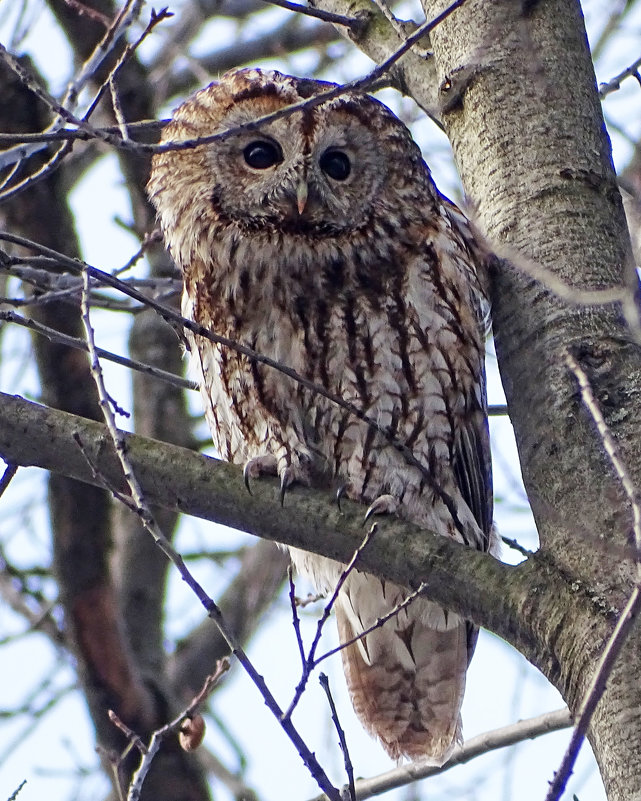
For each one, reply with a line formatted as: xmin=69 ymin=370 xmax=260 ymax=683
xmin=148 ymin=69 xmax=434 ymax=240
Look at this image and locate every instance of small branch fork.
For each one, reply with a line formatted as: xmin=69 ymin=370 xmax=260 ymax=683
xmin=78 ymin=267 xmax=342 ymax=800
xmin=108 ymin=661 xmax=230 ymax=801
xmin=0 ymin=4 xmax=172 ymax=198
xmin=543 ymin=352 xmax=641 ymax=801
xmin=284 ymin=524 xmax=379 ymax=719
xmin=0 ymin=0 xmax=466 ymax=163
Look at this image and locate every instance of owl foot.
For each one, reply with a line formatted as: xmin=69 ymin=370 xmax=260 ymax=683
xmin=279 ymin=458 xmax=313 ymax=506
xmin=364 ymin=494 xmax=399 ymax=523
xmin=243 ymin=454 xmax=278 ymax=495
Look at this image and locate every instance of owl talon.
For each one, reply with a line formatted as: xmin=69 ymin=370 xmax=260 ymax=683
xmin=279 ymin=468 xmax=295 ymax=506
xmin=335 ymin=484 xmax=347 ymax=513
xmin=364 ymin=494 xmax=399 ymax=523
xmin=243 ymin=454 xmax=278 ymax=495
xmin=243 ymin=464 xmax=254 ymax=495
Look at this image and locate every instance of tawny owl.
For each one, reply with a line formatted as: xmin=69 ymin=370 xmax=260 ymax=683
xmin=148 ymin=68 xmax=495 ymax=764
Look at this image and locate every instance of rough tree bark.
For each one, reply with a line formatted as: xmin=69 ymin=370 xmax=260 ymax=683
xmin=418 ymin=1 xmax=641 ymax=799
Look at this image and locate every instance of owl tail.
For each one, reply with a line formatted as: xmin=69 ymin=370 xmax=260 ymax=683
xmin=335 ymin=581 xmax=468 ymax=764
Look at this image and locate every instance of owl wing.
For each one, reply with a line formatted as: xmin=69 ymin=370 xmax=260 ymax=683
xmin=453 ymin=402 xmax=493 ymax=549
xmin=453 ymin=406 xmax=491 ymax=663
xmin=444 ymin=200 xmax=494 ymax=551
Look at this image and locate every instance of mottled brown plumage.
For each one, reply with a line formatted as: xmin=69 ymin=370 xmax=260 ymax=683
xmin=148 ymin=68 xmax=495 ymax=763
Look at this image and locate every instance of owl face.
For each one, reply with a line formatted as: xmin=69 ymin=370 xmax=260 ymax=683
xmin=205 ymin=104 xmax=385 ymax=232
xmin=155 ymin=69 xmax=430 ymax=237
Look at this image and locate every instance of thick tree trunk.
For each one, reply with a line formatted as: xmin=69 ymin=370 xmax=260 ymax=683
xmin=419 ymin=1 xmax=641 ymax=798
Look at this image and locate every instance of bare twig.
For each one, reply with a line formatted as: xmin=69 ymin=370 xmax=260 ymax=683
xmin=565 ymin=351 xmax=641 ymax=555
xmin=0 ymin=463 xmax=18 ymax=500
xmin=126 ymin=661 xmax=230 ymax=799
xmin=288 ymin=566 xmax=307 ymax=667
xmin=544 ymin=585 xmax=641 ymax=801
xmin=543 ymin=353 xmax=641 ymax=801
xmin=7 ymin=779 xmax=27 ymax=801
xmin=489 ymin=238 xmax=641 ymax=345
xmin=0 ymin=545 xmax=63 ymax=643
xmin=108 ymin=710 xmax=149 ymax=756
xmin=283 ymin=524 xmax=377 ymax=720
xmin=109 ymin=78 xmax=131 ymax=141
xmin=599 ymin=54 xmax=641 ymax=98
xmin=500 ymin=536 xmax=533 ymax=558
xmin=0 ymin=310 xmax=197 ymax=392
xmin=259 ymin=0 xmax=358 ymax=26
xmin=0 ymin=120 xmax=163 ymax=147
xmin=79 ymin=266 xmax=341 ymax=801
xmin=308 ymin=708 xmax=572 ymax=801
xmin=316 ymin=581 xmax=427 ymax=665
xmin=319 ymin=673 xmax=355 ymax=801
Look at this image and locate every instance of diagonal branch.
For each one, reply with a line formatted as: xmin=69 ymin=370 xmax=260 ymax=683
xmin=0 ymin=390 xmax=608 ymax=674
xmin=308 ymin=707 xmax=572 ymax=801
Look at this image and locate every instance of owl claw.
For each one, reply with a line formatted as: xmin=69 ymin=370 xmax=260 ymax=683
xmin=279 ymin=468 xmax=295 ymax=506
xmin=364 ymin=494 xmax=399 ymax=523
xmin=335 ymin=484 xmax=348 ymax=513
xmin=243 ymin=454 xmax=278 ymax=495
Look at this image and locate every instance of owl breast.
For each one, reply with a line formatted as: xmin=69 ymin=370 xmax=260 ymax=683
xmin=182 ymin=209 xmax=486 ymax=551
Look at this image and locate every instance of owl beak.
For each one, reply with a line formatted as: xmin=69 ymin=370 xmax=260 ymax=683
xmin=296 ymin=181 xmax=308 ymax=215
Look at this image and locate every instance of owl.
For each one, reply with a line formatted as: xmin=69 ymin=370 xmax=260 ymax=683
xmin=148 ymin=68 xmax=495 ymax=764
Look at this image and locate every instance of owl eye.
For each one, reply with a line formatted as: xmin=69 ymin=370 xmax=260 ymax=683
xmin=319 ymin=149 xmax=351 ymax=181
xmin=243 ymin=140 xmax=283 ymax=169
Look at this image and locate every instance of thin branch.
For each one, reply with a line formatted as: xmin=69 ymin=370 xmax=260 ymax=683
xmin=0 ymin=120 xmax=163 ymax=147
xmin=79 ymin=267 xmax=341 ymax=801
xmin=544 ymin=585 xmax=641 ymax=801
xmin=308 ymin=708 xmax=572 ymax=801
xmin=109 ymin=78 xmax=131 ymax=142
xmin=0 ymin=310 xmax=197 ymax=392
xmin=288 ymin=566 xmax=307 ymax=667
xmin=125 ymin=660 xmax=230 ymax=799
xmin=259 ymin=0 xmax=358 ymax=26
xmin=319 ymin=673 xmax=355 ymax=801
xmin=599 ymin=54 xmax=641 ymax=98
xmin=283 ymin=524 xmax=377 ymax=720
xmin=316 ymin=581 xmax=427 ymax=665
xmin=0 ymin=463 xmax=18 ymax=499
xmin=7 ymin=780 xmax=27 ymax=801
xmin=544 ymin=354 xmax=641 ymax=801
xmin=565 ymin=351 xmax=641 ymax=556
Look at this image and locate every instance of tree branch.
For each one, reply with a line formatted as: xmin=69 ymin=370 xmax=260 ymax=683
xmin=0 ymin=391 xmax=614 ymax=679
xmin=308 ymin=707 xmax=572 ymax=801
